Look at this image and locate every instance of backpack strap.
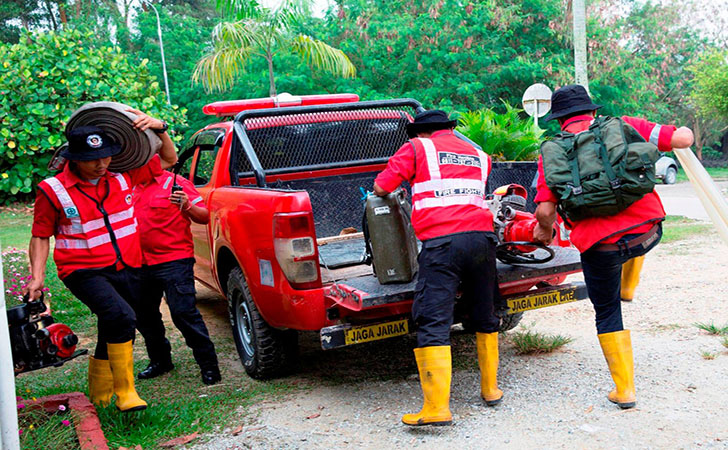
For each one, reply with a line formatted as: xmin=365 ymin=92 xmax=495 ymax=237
xmin=591 ymin=117 xmax=625 ymax=211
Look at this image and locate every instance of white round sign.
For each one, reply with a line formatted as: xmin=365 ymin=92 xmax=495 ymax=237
xmin=522 ymin=83 xmax=552 ymax=118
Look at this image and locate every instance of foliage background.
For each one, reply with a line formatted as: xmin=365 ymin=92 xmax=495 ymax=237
xmin=0 ymin=29 xmax=185 ymax=203
xmin=1 ymin=0 xmax=728 ymax=204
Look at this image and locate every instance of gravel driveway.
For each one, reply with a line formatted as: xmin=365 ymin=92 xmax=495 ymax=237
xmin=190 ymin=231 xmax=728 ymax=450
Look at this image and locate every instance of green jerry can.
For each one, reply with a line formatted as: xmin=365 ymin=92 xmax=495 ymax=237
xmin=365 ymin=189 xmax=419 ymax=284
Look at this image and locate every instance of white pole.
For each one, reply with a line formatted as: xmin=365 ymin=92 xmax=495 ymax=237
xmin=0 ymin=253 xmax=20 ymax=450
xmin=534 ymin=101 xmax=539 ymax=131
xmin=573 ymin=0 xmax=589 ymax=90
xmin=146 ymin=1 xmax=171 ymax=105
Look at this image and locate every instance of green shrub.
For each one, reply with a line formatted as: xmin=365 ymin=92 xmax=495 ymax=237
xmin=456 ymin=102 xmax=543 ymax=161
xmin=0 ymin=29 xmax=187 ymax=203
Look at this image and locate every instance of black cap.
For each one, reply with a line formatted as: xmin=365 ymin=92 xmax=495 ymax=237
xmin=544 ymin=84 xmax=602 ymax=121
xmin=406 ymin=109 xmax=458 ymax=138
xmin=61 ymin=126 xmax=121 ymax=161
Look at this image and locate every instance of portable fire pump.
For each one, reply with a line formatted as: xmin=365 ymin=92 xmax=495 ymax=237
xmin=7 ymin=295 xmax=87 ymax=375
xmin=487 ymin=184 xmax=571 ymax=265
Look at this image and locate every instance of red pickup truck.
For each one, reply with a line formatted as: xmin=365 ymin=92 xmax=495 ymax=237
xmin=178 ymin=94 xmax=587 ymax=379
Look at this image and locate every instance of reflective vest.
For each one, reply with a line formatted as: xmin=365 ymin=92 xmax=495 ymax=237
xmin=38 ymin=172 xmax=141 ymax=279
xmin=410 ymin=135 xmax=494 ymax=240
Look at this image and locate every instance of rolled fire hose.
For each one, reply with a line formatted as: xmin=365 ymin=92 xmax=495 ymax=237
xmin=49 ymin=101 xmax=162 ymax=172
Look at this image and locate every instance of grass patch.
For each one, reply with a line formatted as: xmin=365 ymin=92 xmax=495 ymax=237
xmin=700 ymin=351 xmax=718 ymax=360
xmin=3 ymin=208 xmax=296 ymax=448
xmin=17 ymin=403 xmax=77 ymax=450
xmin=676 ymin=167 xmax=728 ymax=183
xmin=661 ymin=216 xmax=712 ymax=244
xmin=722 ymin=337 xmax=728 ymax=350
xmin=510 ymin=327 xmax=573 ymax=355
xmin=694 ymin=322 xmax=728 ymax=336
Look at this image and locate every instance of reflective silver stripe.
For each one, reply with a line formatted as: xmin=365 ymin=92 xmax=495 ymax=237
xmin=57 ymin=207 xmax=135 ymax=235
xmin=191 ymin=196 xmax=203 ymax=205
xmin=55 ymin=220 xmax=137 ymax=250
xmin=162 ymin=176 xmax=172 ymax=189
xmin=478 ymin=152 xmax=489 ymax=182
xmin=420 ymin=138 xmax=442 ymax=180
xmin=45 ymin=177 xmax=84 ymax=233
xmin=649 ymin=124 xmax=662 ymax=146
xmin=44 ymin=177 xmax=75 ymax=212
xmin=112 ymin=173 xmax=129 ymax=191
xmin=414 ymin=195 xmax=486 ymax=210
xmin=412 ymin=178 xmax=485 ymax=195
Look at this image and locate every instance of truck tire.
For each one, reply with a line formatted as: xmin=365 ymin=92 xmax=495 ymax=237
xmin=497 ymin=309 xmax=523 ymax=332
xmin=227 ymin=267 xmax=298 ymax=379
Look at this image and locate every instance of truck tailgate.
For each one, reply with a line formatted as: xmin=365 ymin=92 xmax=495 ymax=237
xmin=323 ymin=245 xmax=583 ymax=312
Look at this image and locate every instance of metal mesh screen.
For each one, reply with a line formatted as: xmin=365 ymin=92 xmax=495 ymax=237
xmin=237 ymin=108 xmax=416 ymax=173
xmin=486 ymin=162 xmax=539 ymax=212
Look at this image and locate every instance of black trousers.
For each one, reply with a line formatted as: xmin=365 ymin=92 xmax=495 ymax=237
xmin=580 ymin=224 xmax=662 ymax=334
xmin=63 ymin=265 xmax=141 ymax=359
xmin=134 ymin=258 xmax=218 ymax=370
xmin=413 ymin=231 xmax=501 ymax=347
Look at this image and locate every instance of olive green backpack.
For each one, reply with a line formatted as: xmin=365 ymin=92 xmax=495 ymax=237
xmin=541 ymin=116 xmax=660 ymax=223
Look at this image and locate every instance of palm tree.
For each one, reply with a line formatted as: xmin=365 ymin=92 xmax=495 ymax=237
xmin=572 ymin=0 xmax=589 ymax=90
xmin=193 ymin=0 xmax=356 ymax=96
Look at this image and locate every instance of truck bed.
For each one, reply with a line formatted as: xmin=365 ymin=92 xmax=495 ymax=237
xmin=320 ymin=236 xmax=582 ymax=310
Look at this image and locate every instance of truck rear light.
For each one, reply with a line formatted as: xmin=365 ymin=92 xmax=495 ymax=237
xmin=273 ymin=212 xmax=321 ymax=289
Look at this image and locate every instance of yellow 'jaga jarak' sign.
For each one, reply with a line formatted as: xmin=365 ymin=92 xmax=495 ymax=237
xmin=344 ymin=319 xmax=408 ymax=346
xmin=507 ymin=288 xmax=578 ymax=314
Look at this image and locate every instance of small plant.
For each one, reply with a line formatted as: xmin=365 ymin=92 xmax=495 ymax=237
xmin=694 ymin=322 xmax=728 ymax=336
xmin=510 ymin=327 xmax=574 ymax=355
xmin=700 ymin=351 xmax=717 ymax=360
xmin=456 ymin=102 xmax=543 ymax=161
xmin=722 ymin=336 xmax=728 ymax=350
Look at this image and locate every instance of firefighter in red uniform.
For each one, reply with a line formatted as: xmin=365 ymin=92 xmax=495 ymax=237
xmin=374 ymin=110 xmax=502 ymax=427
xmin=25 ymin=111 xmax=178 ymax=412
xmin=533 ymin=85 xmax=694 ymax=408
xmin=132 ymin=170 xmax=221 ymax=385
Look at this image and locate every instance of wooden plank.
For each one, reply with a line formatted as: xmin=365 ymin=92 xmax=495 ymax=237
xmin=317 ymin=232 xmax=364 ymax=246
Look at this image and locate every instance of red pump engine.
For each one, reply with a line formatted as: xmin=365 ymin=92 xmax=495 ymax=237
xmin=488 ymin=184 xmax=571 ymax=264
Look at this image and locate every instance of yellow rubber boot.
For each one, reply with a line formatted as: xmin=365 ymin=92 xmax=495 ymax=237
xmin=620 ymin=256 xmax=645 ymax=302
xmin=402 ymin=346 xmax=452 ymax=426
xmin=598 ymin=330 xmax=636 ymax=409
xmin=476 ymin=332 xmax=503 ymax=406
xmin=107 ymin=342 xmax=148 ymax=412
xmin=88 ymin=357 xmax=114 ymax=407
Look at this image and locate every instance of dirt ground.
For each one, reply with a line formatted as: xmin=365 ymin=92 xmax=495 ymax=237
xmin=187 ymin=231 xmax=728 ymax=450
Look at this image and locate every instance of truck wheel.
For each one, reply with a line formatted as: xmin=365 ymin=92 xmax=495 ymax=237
xmin=497 ymin=309 xmax=523 ymax=332
xmin=663 ymin=166 xmax=677 ymax=185
xmin=226 ymin=267 xmax=298 ymax=379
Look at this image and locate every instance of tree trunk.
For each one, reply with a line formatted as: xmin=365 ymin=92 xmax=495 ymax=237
xmin=75 ymin=0 xmax=81 ymax=19
xmin=267 ymin=53 xmax=277 ymax=97
xmin=44 ymin=0 xmax=58 ymax=30
xmin=572 ymin=0 xmax=589 ymax=90
xmin=57 ymin=1 xmax=68 ymax=25
xmin=694 ymin=117 xmax=703 ymax=160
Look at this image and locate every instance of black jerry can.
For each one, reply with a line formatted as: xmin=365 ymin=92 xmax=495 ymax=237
xmin=365 ymin=189 xmax=419 ymax=284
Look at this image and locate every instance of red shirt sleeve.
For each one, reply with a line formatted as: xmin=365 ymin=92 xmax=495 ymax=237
xmin=126 ymin=155 xmax=163 ymax=187
xmin=534 ymin=155 xmax=558 ymax=204
xmin=621 ymin=116 xmax=676 ymax=152
xmin=374 ymin=141 xmax=416 ymax=192
xmin=31 ymin=186 xmax=59 ymax=238
xmin=179 ymin=176 xmax=204 ymax=206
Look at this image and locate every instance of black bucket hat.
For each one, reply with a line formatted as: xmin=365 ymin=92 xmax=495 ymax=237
xmin=545 ymin=84 xmax=602 ymax=121
xmin=61 ymin=126 xmax=122 ymax=161
xmin=406 ymin=110 xmax=458 ymax=138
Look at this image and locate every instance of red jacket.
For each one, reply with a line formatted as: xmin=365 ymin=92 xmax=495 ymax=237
xmin=32 ymin=156 xmax=162 ymax=279
xmin=134 ymin=171 xmax=205 ymax=266
xmin=535 ymin=115 xmax=676 ymax=252
xmin=375 ymin=130 xmax=494 ymax=240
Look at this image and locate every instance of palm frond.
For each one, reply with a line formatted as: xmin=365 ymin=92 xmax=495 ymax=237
xmin=192 ymin=22 xmax=259 ymax=93
xmin=216 ymin=0 xmax=260 ymax=20
xmin=290 ymin=34 xmax=356 ymax=78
